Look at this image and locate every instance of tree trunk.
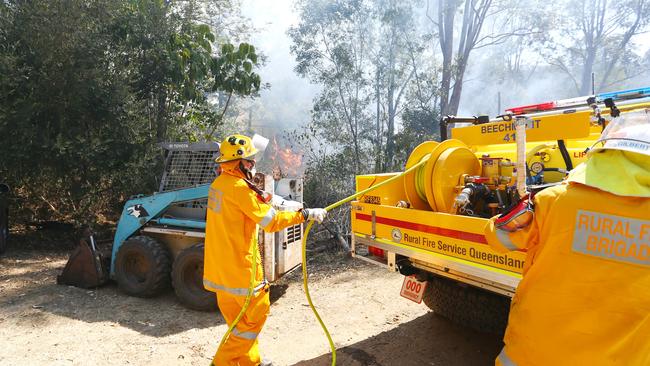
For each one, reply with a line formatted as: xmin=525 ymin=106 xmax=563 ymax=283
xmin=448 ymin=57 xmax=468 ymax=115
xmin=384 ymin=23 xmax=397 ymax=171
xmin=155 ymin=91 xmax=167 ymax=142
xmin=375 ymin=65 xmax=382 ymax=173
xmin=598 ymin=0 xmax=644 ymax=91
xmin=438 ymin=0 xmax=457 ymax=116
xmin=580 ymin=47 xmax=596 ymax=95
xmin=386 ymin=98 xmax=395 ymax=170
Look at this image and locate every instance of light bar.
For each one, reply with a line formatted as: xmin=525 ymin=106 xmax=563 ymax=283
xmin=597 ymin=87 xmax=650 ymax=101
xmin=504 ymin=86 xmax=650 ymax=115
xmin=553 ymin=95 xmax=592 ymax=108
xmin=505 ymin=102 xmax=555 ymax=115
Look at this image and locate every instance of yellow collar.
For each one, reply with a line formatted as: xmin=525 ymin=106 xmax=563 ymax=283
xmin=567 ymin=150 xmax=650 ymax=197
xmin=220 ymin=160 xmax=246 ymax=180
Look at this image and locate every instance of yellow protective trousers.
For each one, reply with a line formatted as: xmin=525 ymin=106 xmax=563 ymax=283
xmin=213 ymin=288 xmax=270 ymax=366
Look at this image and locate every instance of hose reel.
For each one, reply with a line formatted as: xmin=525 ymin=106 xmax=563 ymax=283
xmin=404 ymin=139 xmax=481 ymax=213
xmin=404 ymin=135 xmax=574 ymax=217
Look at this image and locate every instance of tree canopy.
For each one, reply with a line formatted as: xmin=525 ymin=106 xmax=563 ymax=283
xmin=0 ymin=0 xmax=261 ymax=224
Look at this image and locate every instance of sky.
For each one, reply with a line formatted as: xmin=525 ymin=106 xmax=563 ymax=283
xmin=637 ymin=32 xmax=650 ymax=56
xmin=241 ymin=0 xmax=320 ymax=133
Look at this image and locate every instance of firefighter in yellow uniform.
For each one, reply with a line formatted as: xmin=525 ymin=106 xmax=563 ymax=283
xmin=484 ymin=110 xmax=650 ymax=366
xmin=204 ymin=134 xmax=327 ymax=366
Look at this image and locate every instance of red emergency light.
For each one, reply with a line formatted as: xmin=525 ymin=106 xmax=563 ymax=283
xmin=505 ymin=101 xmax=555 ymax=115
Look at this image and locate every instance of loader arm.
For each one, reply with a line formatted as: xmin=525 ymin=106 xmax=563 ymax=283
xmin=110 ymin=184 xmax=210 ymax=276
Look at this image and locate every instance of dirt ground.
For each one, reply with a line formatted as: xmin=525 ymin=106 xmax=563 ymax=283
xmin=0 ymin=244 xmax=502 ymax=366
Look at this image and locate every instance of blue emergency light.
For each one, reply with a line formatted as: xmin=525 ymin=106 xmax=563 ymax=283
xmin=597 ymin=87 xmax=650 ymax=101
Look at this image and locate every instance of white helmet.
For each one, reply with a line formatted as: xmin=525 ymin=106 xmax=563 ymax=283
xmin=590 ymin=109 xmax=650 ymax=156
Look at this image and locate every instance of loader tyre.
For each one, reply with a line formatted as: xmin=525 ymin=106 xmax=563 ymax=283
xmin=422 ymin=275 xmax=510 ymax=334
xmin=172 ymin=244 xmax=217 ymax=311
xmin=115 ymin=236 xmax=171 ymax=297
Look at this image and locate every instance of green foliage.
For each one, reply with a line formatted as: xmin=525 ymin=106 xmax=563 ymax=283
xmin=212 ymin=43 xmax=261 ymax=95
xmin=393 ymin=108 xmax=440 ymax=164
xmin=0 ymin=0 xmax=260 ymax=225
xmin=290 ymin=0 xmax=377 ymax=177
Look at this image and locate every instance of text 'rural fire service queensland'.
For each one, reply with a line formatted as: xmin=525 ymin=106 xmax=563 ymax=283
xmin=401 ymin=233 xmax=525 ymax=271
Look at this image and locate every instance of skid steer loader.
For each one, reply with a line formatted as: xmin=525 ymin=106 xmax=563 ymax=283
xmin=59 ymin=142 xmax=305 ymax=311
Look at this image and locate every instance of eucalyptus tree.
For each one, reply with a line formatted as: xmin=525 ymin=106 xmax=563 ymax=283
xmin=427 ymin=0 xmax=534 ymax=116
xmin=374 ymin=0 xmax=431 ymax=171
xmin=291 ymin=0 xmax=437 ymax=175
xmin=290 ymin=0 xmax=375 ymax=175
xmin=543 ymin=0 xmax=650 ymax=95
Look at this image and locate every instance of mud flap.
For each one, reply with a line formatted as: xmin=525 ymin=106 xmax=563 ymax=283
xmin=57 ymin=229 xmax=109 ymax=288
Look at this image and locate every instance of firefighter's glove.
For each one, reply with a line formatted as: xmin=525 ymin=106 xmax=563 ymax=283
xmin=302 ymin=208 xmax=327 ymax=223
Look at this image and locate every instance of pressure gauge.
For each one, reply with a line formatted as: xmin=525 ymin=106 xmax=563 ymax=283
xmin=530 ymin=161 xmax=544 ymax=174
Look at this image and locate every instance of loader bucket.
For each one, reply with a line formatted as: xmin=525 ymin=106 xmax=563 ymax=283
xmin=57 ymin=230 xmax=109 ymax=288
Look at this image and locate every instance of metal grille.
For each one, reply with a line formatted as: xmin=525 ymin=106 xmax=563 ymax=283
xmin=159 ymin=142 xmax=220 ymax=192
xmin=286 ymin=224 xmax=302 ymax=243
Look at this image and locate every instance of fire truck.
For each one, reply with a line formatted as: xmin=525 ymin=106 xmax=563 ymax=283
xmin=350 ymin=87 xmax=650 ymax=333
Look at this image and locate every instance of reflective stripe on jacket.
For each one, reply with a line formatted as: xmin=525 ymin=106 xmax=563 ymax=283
xmin=485 ymin=182 xmax=650 ymax=366
xmin=204 ymin=164 xmax=305 ymax=292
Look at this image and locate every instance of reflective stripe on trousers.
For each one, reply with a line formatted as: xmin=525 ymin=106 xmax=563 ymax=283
xmin=496 ymin=229 xmax=519 ymax=251
xmin=497 ymin=348 xmax=517 ymax=366
xmin=231 ymin=327 xmax=259 ymax=340
xmin=203 ymin=278 xmax=267 ymax=296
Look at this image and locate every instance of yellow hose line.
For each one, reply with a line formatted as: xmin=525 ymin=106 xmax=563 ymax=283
xmin=301 ymin=156 xmax=430 ymax=366
xmin=215 ymin=156 xmax=430 ymax=366
xmin=414 ymin=153 xmax=430 ymax=202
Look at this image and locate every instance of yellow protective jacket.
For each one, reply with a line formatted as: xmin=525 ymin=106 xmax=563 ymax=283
xmin=485 ymin=181 xmax=650 ymax=365
xmin=203 ymin=162 xmax=305 ymax=295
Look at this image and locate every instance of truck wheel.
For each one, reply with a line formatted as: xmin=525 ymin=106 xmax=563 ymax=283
xmin=172 ymin=244 xmax=217 ymax=311
xmin=422 ymin=275 xmax=510 ymax=334
xmin=115 ymin=236 xmax=171 ymax=297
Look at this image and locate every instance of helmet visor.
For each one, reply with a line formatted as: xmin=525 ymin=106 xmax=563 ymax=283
xmin=251 ymin=134 xmax=269 ymax=161
xmin=590 ymin=109 xmax=650 ymax=156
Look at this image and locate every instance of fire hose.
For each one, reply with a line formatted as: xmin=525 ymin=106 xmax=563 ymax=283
xmin=301 ymin=156 xmax=431 ymax=366
xmin=414 ymin=153 xmax=432 ymax=202
xmin=215 ymin=157 xmax=432 ymax=366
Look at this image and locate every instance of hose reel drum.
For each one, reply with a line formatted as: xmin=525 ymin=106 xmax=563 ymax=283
xmin=403 ymin=137 xmax=572 ymax=218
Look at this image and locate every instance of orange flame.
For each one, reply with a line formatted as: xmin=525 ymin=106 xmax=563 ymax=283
xmin=269 ymin=136 xmax=303 ymax=179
